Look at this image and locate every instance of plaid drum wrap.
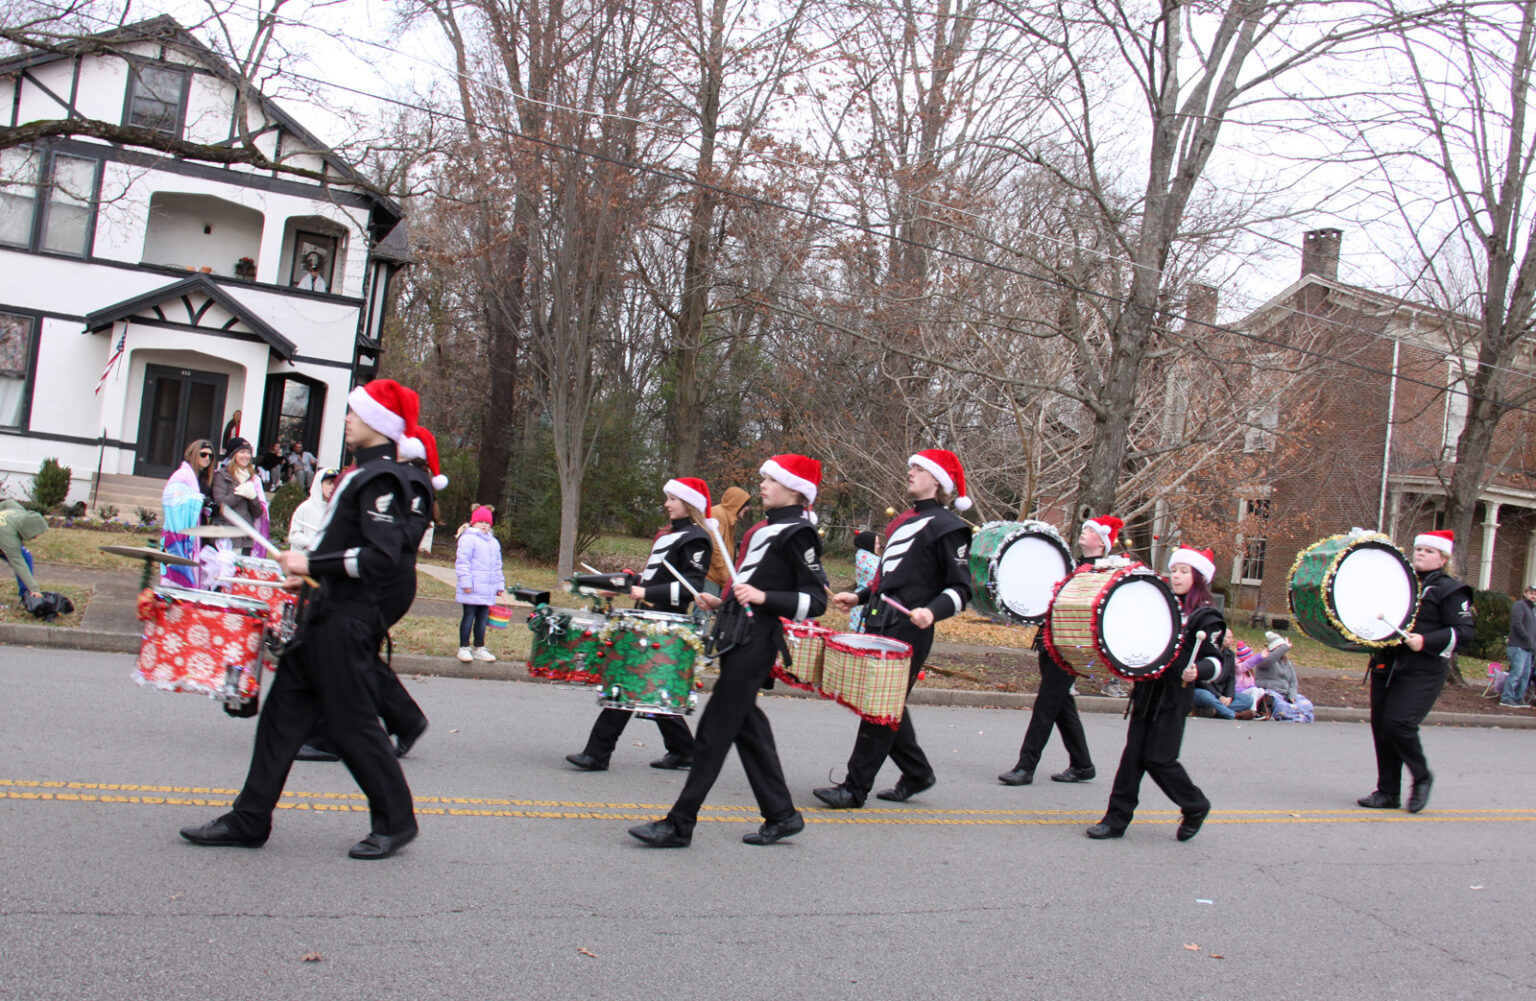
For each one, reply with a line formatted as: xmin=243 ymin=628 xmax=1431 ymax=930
xmin=1042 ymin=565 xmax=1183 ymax=680
xmin=774 ymin=618 xmax=833 ymax=689
xmin=135 ymin=586 xmax=269 ymax=707
xmin=820 ymin=633 xmax=912 ymax=730
xmin=1287 ymin=533 xmax=1419 ymax=651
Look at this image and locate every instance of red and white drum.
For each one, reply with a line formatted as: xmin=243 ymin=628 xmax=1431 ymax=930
xmin=135 ymin=586 xmax=270 ymax=708
xmin=1042 ymin=561 xmax=1184 ymax=680
xmin=227 ymin=555 xmax=298 ymax=650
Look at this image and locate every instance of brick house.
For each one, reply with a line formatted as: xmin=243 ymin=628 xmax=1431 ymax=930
xmin=1218 ymin=229 xmax=1536 ymax=615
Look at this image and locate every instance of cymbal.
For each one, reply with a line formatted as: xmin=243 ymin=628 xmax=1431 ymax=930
xmin=99 ymin=544 xmax=199 ymax=567
xmin=185 ymin=524 xmax=249 ymax=539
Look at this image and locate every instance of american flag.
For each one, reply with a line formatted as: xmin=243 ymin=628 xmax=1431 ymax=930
xmin=94 ymin=330 xmax=126 ymax=396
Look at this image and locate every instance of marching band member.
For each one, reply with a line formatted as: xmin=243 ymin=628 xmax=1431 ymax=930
xmin=566 ymin=479 xmax=711 ymax=772
xmin=628 ymin=455 xmax=826 ymax=848
xmin=1358 ymin=530 xmax=1473 ymax=814
xmin=818 ymin=449 xmax=974 ymax=809
xmin=1087 ymin=546 xmax=1224 ymax=842
xmin=997 ymin=516 xmax=1114 ymax=786
xmin=180 ymin=380 xmax=425 ymax=860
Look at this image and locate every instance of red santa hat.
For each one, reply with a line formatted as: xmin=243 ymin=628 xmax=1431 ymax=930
xmin=1169 ymin=546 xmax=1217 ymax=583
xmin=1414 ymin=529 xmax=1454 ymax=554
xmin=1085 ymin=514 xmax=1123 ymax=551
xmin=908 ymin=449 xmax=971 ymax=511
xmin=347 ymin=379 xmax=420 ymax=444
xmin=664 ymin=477 xmax=712 ymax=517
xmin=399 ymin=425 xmax=448 ymax=491
xmin=760 ymin=454 xmax=821 ymax=503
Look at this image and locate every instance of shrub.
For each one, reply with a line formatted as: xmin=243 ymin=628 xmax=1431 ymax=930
xmin=96 ymin=504 xmax=119 ymax=521
xmin=135 ymin=506 xmax=157 ymax=527
xmin=1472 ymin=588 xmax=1512 ymax=658
xmin=28 ymin=457 xmax=71 ymax=512
xmin=266 ymin=482 xmax=306 ymax=544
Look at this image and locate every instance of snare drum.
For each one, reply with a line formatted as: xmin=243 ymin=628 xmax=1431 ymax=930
xmin=969 ymin=521 xmax=1074 ymax=624
xmin=526 ymin=605 xmax=609 ymax=683
xmin=227 ymin=555 xmax=298 ymax=650
xmin=774 ymin=618 xmax=834 ymax=689
xmin=820 ymin=633 xmax=913 ymax=729
xmin=135 ymin=586 xmax=269 ymax=708
xmin=594 ymin=609 xmax=703 ymax=715
xmin=1043 ymin=562 xmax=1183 ymax=680
xmin=1288 ymin=532 xmax=1418 ymax=650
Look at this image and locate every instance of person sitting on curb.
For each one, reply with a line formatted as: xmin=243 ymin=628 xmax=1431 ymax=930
xmin=1191 ymin=631 xmax=1257 ymax=720
xmin=1255 ymin=631 xmax=1301 ymax=707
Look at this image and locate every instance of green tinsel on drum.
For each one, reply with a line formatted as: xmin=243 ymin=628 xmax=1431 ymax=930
xmin=593 ymin=615 xmax=703 ymax=715
xmin=1287 ymin=532 xmax=1419 ymax=651
xmin=525 ymin=604 xmax=606 ymax=683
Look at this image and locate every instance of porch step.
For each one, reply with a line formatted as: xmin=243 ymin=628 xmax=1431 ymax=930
xmin=92 ymin=474 xmax=168 ymax=517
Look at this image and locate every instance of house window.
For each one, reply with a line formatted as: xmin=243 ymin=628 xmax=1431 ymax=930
xmin=1244 ymin=402 xmax=1278 ymax=453
xmin=0 ymin=312 xmax=37 ymax=429
xmin=1235 ymin=495 xmax=1272 ymax=584
xmin=0 ymin=149 xmax=98 ymax=257
xmin=126 ymin=64 xmax=188 ymax=135
xmin=290 ymin=230 xmax=338 ymax=292
xmin=1240 ymin=537 xmax=1268 ymax=583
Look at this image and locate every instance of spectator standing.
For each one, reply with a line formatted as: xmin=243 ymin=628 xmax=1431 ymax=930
xmin=847 ymin=530 xmax=880 ymax=633
xmin=161 ymin=439 xmax=215 ymax=589
xmin=287 ymin=469 xmax=338 ymax=553
xmin=454 ymin=506 xmax=506 ymax=663
xmin=704 ymin=486 xmax=750 ymax=597
xmin=211 ymin=438 xmax=269 ymax=556
xmin=1501 ymin=585 xmax=1536 ymax=707
xmin=221 ymin=409 xmax=242 ymax=452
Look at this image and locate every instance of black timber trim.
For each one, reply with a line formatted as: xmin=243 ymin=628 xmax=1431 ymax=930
xmin=0 ymin=427 xmax=136 ymax=449
xmin=83 ymin=274 xmax=297 ymax=359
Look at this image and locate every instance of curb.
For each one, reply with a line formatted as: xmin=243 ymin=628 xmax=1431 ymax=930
xmin=8 ymin=627 xmax=1533 ymax=730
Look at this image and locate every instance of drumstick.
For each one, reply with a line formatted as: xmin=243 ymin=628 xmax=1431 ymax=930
xmin=881 ymin=593 xmax=916 ymax=619
xmin=658 ymin=556 xmax=705 ymax=605
xmin=705 ymin=520 xmax=752 ymax=618
xmin=1376 ymin=613 xmax=1413 ymax=642
xmin=581 ymin=562 xmax=602 ymax=574
xmin=218 ymin=504 xmax=319 ymax=588
xmin=1181 ymin=629 xmax=1209 ymax=687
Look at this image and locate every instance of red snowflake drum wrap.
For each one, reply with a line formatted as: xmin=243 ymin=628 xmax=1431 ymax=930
xmin=819 ymin=633 xmax=913 ymax=730
xmin=135 ymin=586 xmax=270 ymax=706
xmin=1042 ymin=562 xmax=1184 ymax=680
xmin=228 ymin=555 xmax=298 ymax=650
xmin=773 ymin=618 xmax=834 ymax=690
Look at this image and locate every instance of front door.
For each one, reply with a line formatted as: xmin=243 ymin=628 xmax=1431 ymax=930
xmin=135 ymin=364 xmax=228 ymax=478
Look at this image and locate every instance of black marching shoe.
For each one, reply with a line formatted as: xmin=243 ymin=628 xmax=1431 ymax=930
xmin=179 ymin=818 xmax=266 ymax=848
xmin=876 ymin=773 xmax=936 ymax=803
xmin=1357 ymin=791 xmax=1401 ymax=809
xmin=1407 ymin=774 xmax=1433 ymax=814
xmin=1176 ymin=808 xmax=1210 ymax=842
xmin=295 ymin=743 xmax=339 ymax=762
xmin=628 ymin=819 xmax=691 ymax=848
xmin=1085 ymin=822 xmax=1125 ymax=840
xmin=1051 ymin=765 xmax=1096 ymax=783
xmin=565 ymin=753 xmax=608 ymax=771
xmin=812 ymin=784 xmax=865 ymax=809
xmin=650 ymin=752 xmax=693 ymax=770
xmin=348 ymin=829 xmax=417 ymax=860
xmin=998 ymin=767 xmax=1034 ymax=786
xmin=742 ymin=813 xmax=805 ymax=846
xmin=395 ymin=721 xmax=428 ymax=759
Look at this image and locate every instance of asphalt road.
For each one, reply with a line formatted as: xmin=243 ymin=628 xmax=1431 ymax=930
xmin=2 ymin=647 xmax=1533 ymax=1000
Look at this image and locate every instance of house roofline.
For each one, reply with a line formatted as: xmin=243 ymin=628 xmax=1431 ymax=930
xmin=84 ymin=273 xmax=297 ymax=360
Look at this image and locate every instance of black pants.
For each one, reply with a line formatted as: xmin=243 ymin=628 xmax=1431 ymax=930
xmin=582 ymin=707 xmax=695 ymax=764
xmin=1014 ymin=654 xmax=1092 ymax=772
xmin=305 ymin=657 xmax=427 ymax=752
xmin=223 ymin=611 xmax=416 ymax=839
xmin=459 ymin=604 xmax=489 ymax=647
xmin=667 ymin=633 xmax=795 ymax=837
xmin=842 ymin=619 xmax=934 ymax=796
xmin=1103 ymin=701 xmax=1208 ymax=829
xmin=1369 ymin=664 xmax=1446 ymax=796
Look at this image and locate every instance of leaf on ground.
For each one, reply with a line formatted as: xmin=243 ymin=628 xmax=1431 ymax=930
xmin=1183 ymin=943 xmax=1201 ymax=951
xmin=302 ymin=952 xmax=323 ymax=962
xmin=577 ymin=947 xmax=598 ymax=958
xmin=1210 ymin=954 xmax=1225 ymax=960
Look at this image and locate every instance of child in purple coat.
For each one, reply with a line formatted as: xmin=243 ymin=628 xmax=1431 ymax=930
xmin=455 ymin=506 xmax=507 ymax=662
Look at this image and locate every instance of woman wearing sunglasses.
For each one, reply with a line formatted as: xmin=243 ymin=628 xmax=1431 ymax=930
xmin=160 ymin=439 xmax=215 ymax=588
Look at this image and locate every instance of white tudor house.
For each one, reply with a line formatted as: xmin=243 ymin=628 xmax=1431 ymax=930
xmin=0 ymin=16 xmax=405 ymax=510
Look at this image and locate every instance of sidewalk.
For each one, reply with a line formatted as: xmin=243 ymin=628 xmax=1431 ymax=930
xmin=6 ymin=559 xmax=1532 ymax=730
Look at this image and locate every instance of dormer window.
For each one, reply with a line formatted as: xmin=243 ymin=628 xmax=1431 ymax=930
xmin=126 ymin=64 xmax=188 ymax=135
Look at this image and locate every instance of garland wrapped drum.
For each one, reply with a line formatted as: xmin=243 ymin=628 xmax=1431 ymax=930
xmin=1287 ymin=531 xmax=1418 ymax=651
xmin=594 ymin=609 xmax=704 ymax=716
xmin=525 ymin=604 xmax=609 ymax=683
xmin=968 ymin=520 xmax=1074 ymax=624
xmin=1042 ymin=561 xmax=1183 ymax=680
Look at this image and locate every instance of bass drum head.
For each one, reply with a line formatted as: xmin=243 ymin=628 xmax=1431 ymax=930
xmin=1330 ymin=543 xmax=1416 ymax=642
xmin=1098 ymin=576 xmax=1182 ymax=679
xmin=993 ymin=533 xmax=1073 ymax=623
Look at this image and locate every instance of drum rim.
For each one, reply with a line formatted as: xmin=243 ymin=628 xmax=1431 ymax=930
xmin=1287 ymin=534 xmax=1418 ymax=649
xmin=153 ymin=584 xmax=270 ymax=616
xmin=825 ymin=632 xmax=913 ymax=657
xmin=972 ymin=522 xmax=1074 ymax=624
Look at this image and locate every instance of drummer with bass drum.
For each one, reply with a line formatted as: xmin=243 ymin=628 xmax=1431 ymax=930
xmin=818 ymin=449 xmax=974 ymax=809
xmin=1357 ymin=530 xmax=1473 ymax=814
xmin=565 ymin=478 xmax=712 ymax=772
xmin=1087 ymin=546 xmax=1225 ymax=842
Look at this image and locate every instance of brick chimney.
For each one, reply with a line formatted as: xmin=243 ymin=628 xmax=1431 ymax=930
xmin=1301 ymin=228 xmax=1342 ymax=281
xmin=1185 ymin=283 xmax=1218 ymax=331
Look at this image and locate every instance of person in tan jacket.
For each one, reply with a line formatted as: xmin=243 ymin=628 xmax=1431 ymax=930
xmin=705 ymin=486 xmax=750 ymax=596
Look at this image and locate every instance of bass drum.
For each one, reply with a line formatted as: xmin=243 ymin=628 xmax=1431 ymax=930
xmin=969 ymin=521 xmax=1073 ymax=624
xmin=1043 ymin=563 xmax=1184 ymax=680
xmin=1288 ymin=532 xmax=1418 ymax=651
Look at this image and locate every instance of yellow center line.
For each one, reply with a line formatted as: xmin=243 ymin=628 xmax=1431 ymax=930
xmin=5 ymin=779 xmax=1536 ymax=827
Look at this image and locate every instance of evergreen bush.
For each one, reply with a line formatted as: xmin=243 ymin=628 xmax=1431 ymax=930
xmin=28 ymin=457 xmax=71 ymax=513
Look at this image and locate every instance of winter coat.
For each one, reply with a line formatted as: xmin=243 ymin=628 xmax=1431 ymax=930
xmin=286 ymin=473 xmax=332 ymax=553
xmin=454 ymin=525 xmax=506 ymax=605
xmin=1509 ymin=598 xmax=1536 ymax=651
xmin=706 ymin=486 xmax=751 ymax=588
xmin=0 ymin=500 xmax=47 ymax=592
xmin=1254 ymin=642 xmax=1300 ymax=705
xmin=211 ymin=464 xmax=266 ymax=527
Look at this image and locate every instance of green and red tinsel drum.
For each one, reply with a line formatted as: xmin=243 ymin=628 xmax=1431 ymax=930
xmin=773 ymin=618 xmax=833 ymax=690
xmin=1042 ymin=561 xmax=1183 ymax=680
xmin=594 ymin=609 xmax=704 ymax=715
xmin=526 ymin=605 xmax=609 ymax=684
xmin=819 ymin=633 xmax=912 ymax=729
xmin=969 ymin=520 xmax=1074 ymax=624
xmin=1287 ymin=532 xmax=1418 ymax=651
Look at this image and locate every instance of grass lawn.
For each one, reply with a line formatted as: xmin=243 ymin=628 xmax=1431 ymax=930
xmin=0 ymin=583 xmax=91 ymax=626
xmin=29 ymin=527 xmax=166 ymax=572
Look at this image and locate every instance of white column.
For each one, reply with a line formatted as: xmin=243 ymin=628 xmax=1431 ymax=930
xmin=1480 ymin=502 xmax=1501 ymax=591
xmin=1524 ymin=524 xmax=1536 ymax=590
